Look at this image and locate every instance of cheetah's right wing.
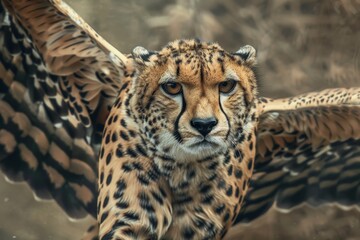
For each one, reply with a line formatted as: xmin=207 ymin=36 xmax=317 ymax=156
xmin=0 ymin=0 xmax=133 ymax=219
xmin=235 ymin=88 xmax=360 ymax=223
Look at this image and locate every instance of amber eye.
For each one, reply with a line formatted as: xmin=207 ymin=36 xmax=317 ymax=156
xmin=161 ymin=82 xmax=182 ymax=95
xmin=219 ymin=80 xmax=237 ymax=94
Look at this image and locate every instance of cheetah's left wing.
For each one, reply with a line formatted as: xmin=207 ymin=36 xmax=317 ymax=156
xmin=235 ymin=87 xmax=360 ymax=223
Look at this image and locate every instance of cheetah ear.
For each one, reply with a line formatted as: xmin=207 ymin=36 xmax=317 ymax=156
xmin=132 ymin=46 xmax=157 ymax=68
xmin=234 ymin=45 xmax=257 ymax=66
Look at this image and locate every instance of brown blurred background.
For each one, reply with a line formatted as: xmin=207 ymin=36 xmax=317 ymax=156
xmin=1 ymin=0 xmax=360 ymax=239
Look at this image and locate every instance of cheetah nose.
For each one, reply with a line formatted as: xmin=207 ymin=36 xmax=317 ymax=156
xmin=190 ymin=117 xmax=218 ymax=136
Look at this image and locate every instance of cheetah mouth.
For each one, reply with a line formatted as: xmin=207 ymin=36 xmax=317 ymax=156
xmin=189 ymin=139 xmax=219 ymax=148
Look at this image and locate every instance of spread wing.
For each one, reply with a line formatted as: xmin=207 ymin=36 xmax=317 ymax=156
xmin=0 ymin=0 xmax=133 ymax=219
xmin=235 ymin=88 xmax=360 ymax=223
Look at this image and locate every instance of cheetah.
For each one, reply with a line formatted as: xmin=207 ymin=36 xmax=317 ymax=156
xmin=97 ymin=40 xmax=258 ymax=239
xmin=0 ymin=1 xmax=359 ymax=240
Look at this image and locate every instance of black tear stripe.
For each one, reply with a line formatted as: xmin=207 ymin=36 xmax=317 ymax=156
xmin=219 ymin=95 xmax=231 ymax=141
xmin=173 ymin=93 xmax=187 ymax=143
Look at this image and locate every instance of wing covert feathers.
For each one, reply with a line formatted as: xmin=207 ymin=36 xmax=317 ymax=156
xmin=258 ymin=87 xmax=360 ymax=114
xmin=236 ymin=88 xmax=360 ymax=223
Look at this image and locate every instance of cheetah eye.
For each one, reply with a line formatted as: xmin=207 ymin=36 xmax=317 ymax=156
xmin=161 ymin=82 xmax=182 ymax=95
xmin=219 ymin=80 xmax=237 ymax=94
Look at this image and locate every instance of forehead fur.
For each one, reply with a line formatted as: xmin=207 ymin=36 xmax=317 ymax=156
xmin=134 ymin=39 xmax=257 ymax=99
xmin=159 ymin=40 xmax=254 ymax=89
xmin=154 ymin=39 xmax=238 ymax=66
xmin=159 ymin=39 xmax=225 ymax=55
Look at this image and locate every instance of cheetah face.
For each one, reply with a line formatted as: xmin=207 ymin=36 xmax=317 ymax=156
xmin=130 ymin=40 xmax=257 ymax=161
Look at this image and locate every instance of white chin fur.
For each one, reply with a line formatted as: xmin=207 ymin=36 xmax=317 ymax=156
xmin=157 ymin=132 xmax=226 ymax=162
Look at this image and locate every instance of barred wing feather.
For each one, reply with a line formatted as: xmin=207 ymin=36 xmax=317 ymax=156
xmin=0 ymin=0 xmax=133 ymax=219
xmin=236 ymin=88 xmax=360 ymax=223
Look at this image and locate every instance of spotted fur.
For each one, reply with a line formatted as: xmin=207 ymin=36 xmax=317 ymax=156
xmin=97 ymin=39 xmax=258 ymax=239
